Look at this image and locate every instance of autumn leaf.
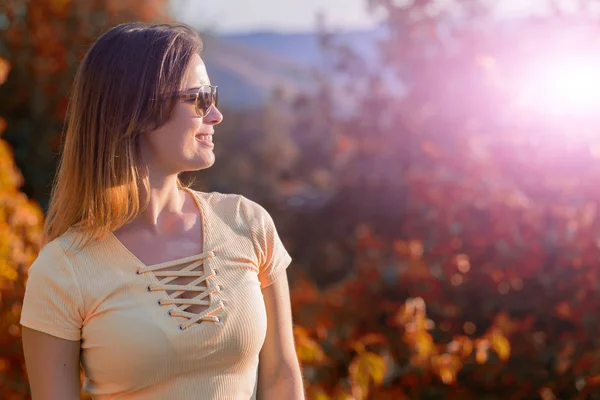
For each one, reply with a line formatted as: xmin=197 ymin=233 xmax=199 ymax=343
xmin=488 ymin=329 xmax=511 ymax=361
xmin=408 ymin=239 xmax=424 ymax=259
xmin=539 ymin=387 xmax=556 ymax=400
xmin=0 ymin=58 xmax=10 ymax=85
xmin=355 ymin=333 xmax=388 ymax=349
xmin=474 ymin=338 xmax=490 ymax=364
xmin=447 ymin=336 xmax=473 ymax=359
xmin=455 ymin=254 xmax=470 ymax=273
xmin=294 ymin=326 xmax=326 ymax=365
xmin=492 ymin=312 xmax=518 ymax=336
xmin=309 ymin=387 xmax=331 ymax=400
xmin=555 ymin=301 xmax=572 ymax=319
xmin=584 ymin=374 xmax=600 ymax=389
xmin=431 ymin=354 xmax=462 ymax=384
xmin=349 ymin=351 xmax=386 ymax=398
xmin=475 ymin=348 xmax=488 ymax=364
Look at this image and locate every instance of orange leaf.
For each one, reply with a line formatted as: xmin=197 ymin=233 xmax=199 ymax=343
xmin=408 ymin=239 xmax=424 ymax=259
xmin=587 ymin=374 xmax=600 ymax=386
xmin=0 ymin=58 xmax=10 ymax=85
xmin=489 ymin=331 xmax=511 ymax=361
xmin=294 ymin=326 xmax=326 ymax=365
xmin=492 ymin=311 xmax=518 ymax=336
xmin=475 ymin=338 xmax=490 ymax=364
xmin=310 ymin=388 xmax=331 ymax=400
xmin=431 ymin=354 xmax=462 ymax=384
xmin=349 ymin=351 xmax=386 ymax=397
xmin=359 ymin=333 xmax=388 ymax=347
xmin=455 ymin=254 xmax=470 ymax=273
xmin=476 ymin=348 xmax=488 ymax=364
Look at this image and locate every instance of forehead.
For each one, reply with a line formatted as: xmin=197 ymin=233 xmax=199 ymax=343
xmin=182 ymin=54 xmax=210 ymax=89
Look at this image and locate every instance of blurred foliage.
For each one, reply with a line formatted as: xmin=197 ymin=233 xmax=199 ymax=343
xmin=0 ymin=55 xmax=44 ymax=398
xmin=0 ymin=0 xmax=169 ymax=209
xmin=277 ymin=0 xmax=600 ymax=398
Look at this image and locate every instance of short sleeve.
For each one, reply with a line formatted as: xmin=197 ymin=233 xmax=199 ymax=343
xmin=241 ymin=197 xmax=292 ymax=289
xmin=20 ymin=240 xmax=84 ymax=341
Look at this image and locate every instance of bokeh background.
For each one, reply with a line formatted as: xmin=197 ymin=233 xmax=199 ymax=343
xmin=3 ymin=0 xmax=600 ymax=399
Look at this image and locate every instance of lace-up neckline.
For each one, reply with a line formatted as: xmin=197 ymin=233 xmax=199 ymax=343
xmin=137 ymin=251 xmax=223 ymax=330
xmin=109 ymin=188 xmax=224 ymax=331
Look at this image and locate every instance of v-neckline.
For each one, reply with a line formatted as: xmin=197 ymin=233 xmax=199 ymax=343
xmin=109 ymin=188 xmax=208 ymax=268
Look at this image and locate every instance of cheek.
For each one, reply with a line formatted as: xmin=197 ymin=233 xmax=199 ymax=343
xmin=165 ymin=106 xmax=198 ymax=135
xmin=156 ymin=110 xmax=198 ymax=143
xmin=144 ymin=116 xmax=198 ymax=157
xmin=144 ymin=104 xmax=202 ymax=158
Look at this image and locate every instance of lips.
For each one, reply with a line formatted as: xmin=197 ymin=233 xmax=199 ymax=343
xmin=196 ymin=134 xmax=213 ymax=142
xmin=195 ymin=132 xmax=215 ymax=148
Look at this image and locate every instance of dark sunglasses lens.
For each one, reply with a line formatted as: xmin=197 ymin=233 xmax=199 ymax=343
xmin=197 ymin=87 xmax=217 ymax=117
xmin=197 ymin=90 xmax=210 ymax=117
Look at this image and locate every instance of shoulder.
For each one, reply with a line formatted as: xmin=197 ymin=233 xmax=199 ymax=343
xmin=29 ymin=231 xmax=87 ymax=281
xmin=188 ymin=188 xmax=270 ymax=222
xmin=21 ymin=233 xmax=86 ymax=340
xmin=35 ymin=228 xmax=82 ymax=265
xmin=32 ymin=239 xmax=68 ymax=269
xmin=25 ymin=234 xmax=84 ymax=303
xmin=188 ymin=189 xmax=278 ymax=242
xmin=188 ymin=188 xmax=243 ymax=208
xmin=35 ymin=229 xmax=115 ymax=276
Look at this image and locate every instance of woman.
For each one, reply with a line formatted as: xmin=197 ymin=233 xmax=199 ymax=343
xmin=20 ymin=22 xmax=304 ymax=400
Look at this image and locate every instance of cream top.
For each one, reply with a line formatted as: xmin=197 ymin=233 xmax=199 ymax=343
xmin=20 ymin=190 xmax=292 ymax=399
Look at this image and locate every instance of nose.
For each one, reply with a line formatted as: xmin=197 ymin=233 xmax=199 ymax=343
xmin=204 ymin=105 xmax=223 ymax=125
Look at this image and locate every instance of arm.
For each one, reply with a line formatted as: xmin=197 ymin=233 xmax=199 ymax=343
xmin=257 ymin=273 xmax=305 ymax=399
xmin=22 ymin=327 xmax=82 ymax=400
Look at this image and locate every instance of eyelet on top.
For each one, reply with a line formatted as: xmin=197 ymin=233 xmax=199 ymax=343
xmin=215 ymin=316 xmax=222 ymax=324
xmin=157 ymin=299 xmax=162 ymax=306
xmin=214 ymin=269 xmax=218 ymax=276
xmin=217 ymin=285 xmax=223 ymax=291
xmin=147 ymin=284 xmax=152 ymax=292
xmin=136 ymin=269 xmax=141 ymax=275
xmin=168 ymin=310 xmax=173 ymax=316
xmin=179 ymin=324 xmax=185 ymax=331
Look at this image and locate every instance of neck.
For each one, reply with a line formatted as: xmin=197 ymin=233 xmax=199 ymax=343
xmin=136 ymin=170 xmax=187 ymax=232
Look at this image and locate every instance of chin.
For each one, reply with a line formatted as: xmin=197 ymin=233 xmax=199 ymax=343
xmin=187 ymin=157 xmax=215 ymax=172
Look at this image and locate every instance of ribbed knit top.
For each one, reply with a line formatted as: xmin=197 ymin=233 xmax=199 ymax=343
xmin=20 ymin=190 xmax=292 ymax=399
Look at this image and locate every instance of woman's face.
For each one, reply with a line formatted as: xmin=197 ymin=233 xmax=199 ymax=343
xmin=139 ymin=54 xmax=223 ymax=176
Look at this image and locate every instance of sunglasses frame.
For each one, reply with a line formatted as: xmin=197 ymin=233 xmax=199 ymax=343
xmin=178 ymin=85 xmax=219 ymax=118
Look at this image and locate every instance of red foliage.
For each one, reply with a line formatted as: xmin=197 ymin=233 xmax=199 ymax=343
xmin=284 ymin=2 xmax=600 ymax=398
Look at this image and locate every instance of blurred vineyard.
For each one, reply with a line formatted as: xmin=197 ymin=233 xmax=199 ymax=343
xmin=4 ymin=0 xmax=600 ymax=399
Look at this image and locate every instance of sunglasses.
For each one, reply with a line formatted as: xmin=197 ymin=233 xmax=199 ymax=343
xmin=178 ymin=85 xmax=218 ymax=118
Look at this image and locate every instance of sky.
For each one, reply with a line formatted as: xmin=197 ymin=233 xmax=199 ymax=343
xmin=170 ymin=0 xmax=551 ymax=34
xmin=170 ymin=0 xmax=381 ymax=33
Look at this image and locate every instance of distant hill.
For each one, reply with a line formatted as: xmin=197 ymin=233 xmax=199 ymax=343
xmin=201 ymin=29 xmax=384 ymax=109
xmin=222 ymin=30 xmax=382 ymax=68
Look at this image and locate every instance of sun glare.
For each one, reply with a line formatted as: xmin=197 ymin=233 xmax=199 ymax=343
xmin=515 ymin=55 xmax=600 ymax=118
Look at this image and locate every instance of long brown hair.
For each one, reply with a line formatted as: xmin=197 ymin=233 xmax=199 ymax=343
xmin=44 ymin=22 xmax=202 ymax=247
